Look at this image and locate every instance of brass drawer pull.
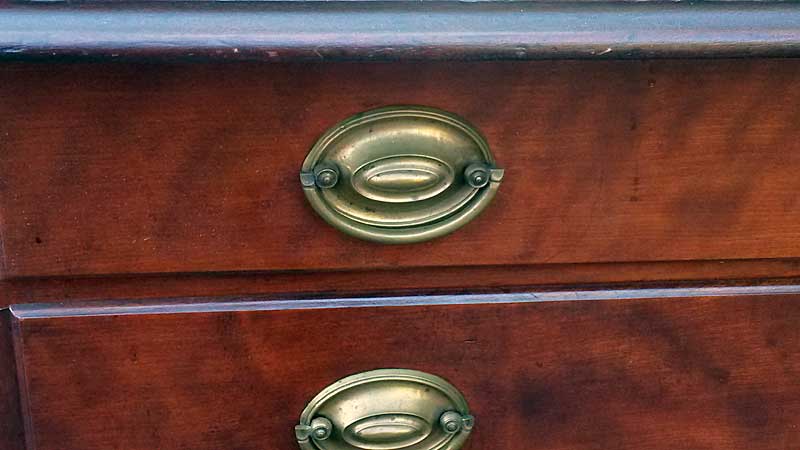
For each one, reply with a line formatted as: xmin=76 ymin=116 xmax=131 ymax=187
xmin=300 ymin=106 xmax=504 ymax=244
xmin=295 ymin=369 xmax=474 ymax=450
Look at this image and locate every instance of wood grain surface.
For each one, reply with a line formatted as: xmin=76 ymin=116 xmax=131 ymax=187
xmin=2 ymin=59 xmax=800 ymax=279
xmin=9 ymin=288 xmax=800 ymax=450
xmin=0 ymin=309 xmax=24 ymax=450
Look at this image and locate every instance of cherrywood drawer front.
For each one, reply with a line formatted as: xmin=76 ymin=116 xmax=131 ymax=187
xmin=9 ymin=288 xmax=800 ymax=450
xmin=2 ymin=59 xmax=800 ymax=278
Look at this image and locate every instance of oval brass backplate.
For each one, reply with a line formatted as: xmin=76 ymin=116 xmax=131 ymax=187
xmin=300 ymin=106 xmax=504 ymax=244
xmin=295 ymin=369 xmax=474 ymax=450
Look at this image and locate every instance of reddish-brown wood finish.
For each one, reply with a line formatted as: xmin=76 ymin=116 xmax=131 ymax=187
xmin=2 ymin=59 xmax=800 ymax=279
xmin=0 ymin=309 xmax=24 ymax=450
xmin=9 ymin=290 xmax=800 ymax=450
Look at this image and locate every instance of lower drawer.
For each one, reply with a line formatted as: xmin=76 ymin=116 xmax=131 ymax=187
xmin=7 ymin=286 xmax=800 ymax=450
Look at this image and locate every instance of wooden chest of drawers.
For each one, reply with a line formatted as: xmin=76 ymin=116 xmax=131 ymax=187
xmin=2 ymin=2 xmax=800 ymax=449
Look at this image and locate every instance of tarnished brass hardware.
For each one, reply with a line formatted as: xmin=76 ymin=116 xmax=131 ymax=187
xmin=439 ymin=411 xmax=467 ymax=434
xmin=314 ymin=165 xmax=340 ymax=189
xmin=463 ymin=163 xmax=491 ymax=189
xmin=310 ymin=417 xmax=333 ymax=441
xmin=295 ymin=368 xmax=474 ymax=450
xmin=300 ymin=106 xmax=504 ymax=244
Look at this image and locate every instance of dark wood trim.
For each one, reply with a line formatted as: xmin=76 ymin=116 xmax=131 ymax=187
xmin=2 ymin=2 xmax=800 ymax=61
xmin=11 ymin=283 xmax=800 ymax=318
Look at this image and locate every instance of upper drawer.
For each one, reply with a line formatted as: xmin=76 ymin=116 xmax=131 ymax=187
xmin=1 ymin=59 xmax=800 ymax=278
